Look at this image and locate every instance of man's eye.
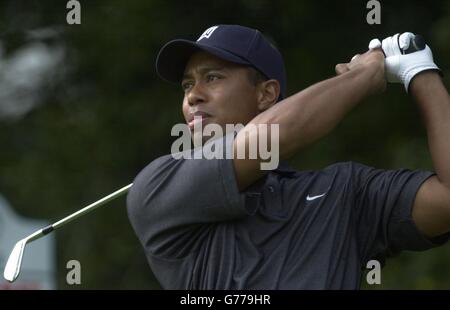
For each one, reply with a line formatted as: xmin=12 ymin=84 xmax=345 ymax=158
xmin=207 ymin=74 xmax=220 ymax=82
xmin=182 ymin=82 xmax=193 ymax=91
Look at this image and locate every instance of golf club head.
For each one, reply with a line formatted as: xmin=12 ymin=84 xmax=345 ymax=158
xmin=2 ymin=184 xmax=132 ymax=283
xmin=3 ymin=239 xmax=27 ymax=282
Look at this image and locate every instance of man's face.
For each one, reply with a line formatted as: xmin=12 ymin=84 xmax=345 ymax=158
xmin=181 ymin=51 xmax=260 ymax=143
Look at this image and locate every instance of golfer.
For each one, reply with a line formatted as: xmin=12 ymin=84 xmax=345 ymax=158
xmin=127 ymin=25 xmax=450 ymax=289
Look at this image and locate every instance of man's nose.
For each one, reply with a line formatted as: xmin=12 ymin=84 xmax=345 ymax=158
xmin=187 ymin=82 xmax=207 ymax=106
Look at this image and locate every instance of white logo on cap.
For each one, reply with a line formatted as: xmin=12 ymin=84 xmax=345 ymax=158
xmin=197 ymin=26 xmax=219 ymax=41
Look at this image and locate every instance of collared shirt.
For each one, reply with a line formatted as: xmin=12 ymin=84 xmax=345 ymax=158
xmin=127 ymin=137 xmax=449 ymax=289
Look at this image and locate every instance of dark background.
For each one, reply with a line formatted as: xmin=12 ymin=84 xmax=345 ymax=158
xmin=0 ymin=0 xmax=449 ymax=289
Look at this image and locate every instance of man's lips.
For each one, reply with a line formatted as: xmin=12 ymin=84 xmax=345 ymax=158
xmin=187 ymin=112 xmax=212 ymax=129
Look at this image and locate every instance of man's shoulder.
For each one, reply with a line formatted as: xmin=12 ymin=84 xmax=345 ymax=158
xmin=133 ymin=154 xmax=176 ymax=183
xmin=127 ymin=154 xmax=179 ymax=213
xmin=144 ymin=154 xmax=176 ymax=171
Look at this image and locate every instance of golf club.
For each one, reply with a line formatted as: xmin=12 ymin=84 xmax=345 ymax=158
xmin=3 ymin=183 xmax=133 ymax=283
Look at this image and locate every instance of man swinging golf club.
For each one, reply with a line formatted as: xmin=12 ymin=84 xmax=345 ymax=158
xmin=127 ymin=25 xmax=450 ymax=289
xmin=6 ymin=25 xmax=447 ymax=289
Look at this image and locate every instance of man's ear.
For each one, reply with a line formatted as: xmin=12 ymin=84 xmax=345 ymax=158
xmin=257 ymin=79 xmax=280 ymax=111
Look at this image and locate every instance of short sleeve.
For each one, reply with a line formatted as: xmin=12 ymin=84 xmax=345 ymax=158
xmin=126 ymin=134 xmax=249 ymax=258
xmin=351 ymin=162 xmax=450 ymax=265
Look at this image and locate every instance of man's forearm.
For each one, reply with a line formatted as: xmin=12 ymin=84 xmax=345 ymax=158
xmin=233 ymin=62 xmax=381 ymax=190
xmin=411 ymin=72 xmax=450 ymax=187
xmin=254 ymin=65 xmax=379 ymax=158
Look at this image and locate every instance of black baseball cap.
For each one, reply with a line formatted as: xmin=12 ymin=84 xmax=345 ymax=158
xmin=156 ymin=24 xmax=287 ymax=101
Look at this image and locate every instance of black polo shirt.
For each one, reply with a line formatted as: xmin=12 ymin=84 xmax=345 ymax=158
xmin=127 ymin=136 xmax=449 ymax=289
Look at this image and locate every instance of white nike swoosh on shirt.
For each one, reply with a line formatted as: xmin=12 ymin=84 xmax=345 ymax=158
xmin=306 ymin=193 xmax=327 ymax=201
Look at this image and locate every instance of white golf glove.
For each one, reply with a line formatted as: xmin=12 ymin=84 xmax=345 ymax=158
xmin=368 ymin=32 xmax=441 ymax=92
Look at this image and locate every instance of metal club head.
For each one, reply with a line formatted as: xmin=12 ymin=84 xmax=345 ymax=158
xmin=3 ymin=238 xmax=27 ymax=282
xmin=3 ymin=183 xmax=132 ymax=282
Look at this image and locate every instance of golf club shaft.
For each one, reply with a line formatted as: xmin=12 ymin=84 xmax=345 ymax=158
xmin=31 ymin=183 xmax=133 ymax=241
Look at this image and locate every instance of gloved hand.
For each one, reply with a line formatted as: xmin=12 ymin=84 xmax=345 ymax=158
xmin=368 ymin=32 xmax=441 ymax=92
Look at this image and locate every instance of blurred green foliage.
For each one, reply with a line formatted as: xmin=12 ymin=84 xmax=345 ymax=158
xmin=0 ymin=0 xmax=449 ymax=289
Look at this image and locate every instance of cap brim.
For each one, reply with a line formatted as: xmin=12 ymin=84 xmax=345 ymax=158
xmin=156 ymin=39 xmax=251 ymax=83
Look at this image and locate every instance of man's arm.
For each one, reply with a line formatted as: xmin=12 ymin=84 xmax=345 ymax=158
xmin=411 ymin=72 xmax=450 ymax=237
xmin=233 ymin=50 xmax=385 ymax=190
